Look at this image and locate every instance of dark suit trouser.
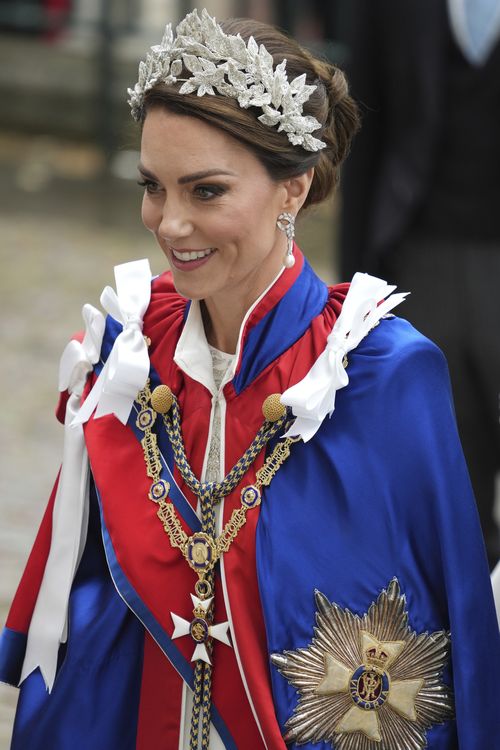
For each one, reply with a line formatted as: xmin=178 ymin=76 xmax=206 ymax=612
xmin=381 ymin=237 xmax=500 ymax=568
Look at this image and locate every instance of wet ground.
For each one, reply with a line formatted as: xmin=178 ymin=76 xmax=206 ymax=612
xmin=0 ymin=131 xmax=337 ymax=747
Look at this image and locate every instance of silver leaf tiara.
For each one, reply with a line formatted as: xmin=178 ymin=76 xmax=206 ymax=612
xmin=127 ymin=8 xmax=326 ymax=152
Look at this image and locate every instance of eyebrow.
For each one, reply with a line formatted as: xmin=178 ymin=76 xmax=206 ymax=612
xmin=138 ymin=164 xmax=236 ymax=184
xmin=178 ymin=169 xmax=236 ymax=184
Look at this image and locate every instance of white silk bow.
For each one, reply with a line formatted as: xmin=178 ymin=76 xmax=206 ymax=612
xmin=75 ymin=258 xmax=152 ymax=425
xmin=20 ymin=259 xmax=151 ymax=691
xmin=20 ymin=304 xmax=105 ymax=692
xmin=281 ymin=273 xmax=408 ymax=442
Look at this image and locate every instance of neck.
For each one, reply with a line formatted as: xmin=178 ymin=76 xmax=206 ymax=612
xmin=201 ymin=268 xmax=285 ymax=354
xmin=201 ymin=297 xmax=245 ymax=354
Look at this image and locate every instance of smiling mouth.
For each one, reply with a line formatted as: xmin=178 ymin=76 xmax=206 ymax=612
xmin=171 ymin=247 xmax=215 ymax=261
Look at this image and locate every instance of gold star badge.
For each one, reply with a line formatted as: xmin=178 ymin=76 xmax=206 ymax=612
xmin=271 ymin=579 xmax=454 ymax=749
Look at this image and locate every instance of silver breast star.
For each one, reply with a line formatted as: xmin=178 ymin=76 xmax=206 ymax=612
xmin=271 ymin=579 xmax=454 ymax=749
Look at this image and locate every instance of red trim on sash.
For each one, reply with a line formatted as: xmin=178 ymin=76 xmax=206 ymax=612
xmin=242 ymin=246 xmax=303 ymax=330
xmin=218 ymin=285 xmax=347 ymax=746
xmin=84 ymin=415 xmax=195 ymax=640
xmin=136 ymin=631 xmax=184 ymax=749
xmin=234 ymin=247 xmax=303 ymax=376
xmin=84 ymin=411 xmax=268 ymax=748
xmin=219 ymin=387 xmax=289 ymax=748
xmin=4 ymin=264 xmax=348 ymax=746
xmin=81 ymin=271 xmax=347 ymax=747
xmin=220 ymin=472 xmax=286 ymax=749
xmin=6 ymin=473 xmax=60 ymax=634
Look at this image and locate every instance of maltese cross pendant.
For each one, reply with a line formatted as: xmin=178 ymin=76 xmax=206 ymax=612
xmin=171 ymin=593 xmax=231 ymax=664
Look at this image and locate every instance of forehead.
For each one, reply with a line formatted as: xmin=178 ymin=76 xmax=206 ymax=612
xmin=140 ymin=108 xmax=261 ymax=176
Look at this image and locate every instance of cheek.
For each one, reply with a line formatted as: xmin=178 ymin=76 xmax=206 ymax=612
xmin=244 ymin=198 xmax=279 ymax=243
xmin=250 ymin=185 xmax=283 ymax=227
xmin=141 ymin=195 xmax=159 ymax=233
xmin=229 ymin=190 xmax=281 ymax=241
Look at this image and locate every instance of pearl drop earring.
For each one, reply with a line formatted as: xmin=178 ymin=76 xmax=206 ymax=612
xmin=276 ymin=212 xmax=296 ymax=268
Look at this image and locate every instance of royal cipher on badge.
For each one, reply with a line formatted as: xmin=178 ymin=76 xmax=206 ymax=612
xmin=271 ymin=579 xmax=454 ymax=749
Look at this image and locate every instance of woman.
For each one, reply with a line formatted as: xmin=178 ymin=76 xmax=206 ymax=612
xmin=1 ymin=9 xmax=498 ymax=750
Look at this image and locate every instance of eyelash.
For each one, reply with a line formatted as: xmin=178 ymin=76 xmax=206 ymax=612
xmin=137 ymin=179 xmax=226 ymax=201
xmin=137 ymin=178 xmax=160 ymax=194
xmin=193 ymin=184 xmax=226 ymax=200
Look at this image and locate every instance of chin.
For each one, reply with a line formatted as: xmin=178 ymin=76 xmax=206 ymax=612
xmin=169 ymin=275 xmax=209 ymax=302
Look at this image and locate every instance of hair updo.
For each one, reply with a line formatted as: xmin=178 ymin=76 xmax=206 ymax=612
xmin=140 ymin=18 xmax=360 ymax=210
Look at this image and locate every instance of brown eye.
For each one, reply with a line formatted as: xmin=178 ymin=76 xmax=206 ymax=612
xmin=194 ymin=184 xmax=225 ymax=200
xmin=137 ymin=179 xmax=161 ymax=194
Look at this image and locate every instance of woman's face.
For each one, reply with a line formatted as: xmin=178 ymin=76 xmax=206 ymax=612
xmin=140 ymin=108 xmax=295 ymax=306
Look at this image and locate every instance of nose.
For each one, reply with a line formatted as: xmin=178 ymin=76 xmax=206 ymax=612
xmin=157 ymin=198 xmax=194 ymax=244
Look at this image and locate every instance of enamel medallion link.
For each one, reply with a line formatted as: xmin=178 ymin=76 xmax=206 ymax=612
xmin=135 ymin=386 xmax=227 ymax=664
xmin=135 ymin=382 xmax=297 ymax=748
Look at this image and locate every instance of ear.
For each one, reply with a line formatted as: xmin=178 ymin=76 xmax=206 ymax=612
xmin=280 ymin=168 xmax=315 ymax=214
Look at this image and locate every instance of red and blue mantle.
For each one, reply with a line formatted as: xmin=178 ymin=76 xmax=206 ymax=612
xmin=2 ymin=251 xmax=499 ymax=749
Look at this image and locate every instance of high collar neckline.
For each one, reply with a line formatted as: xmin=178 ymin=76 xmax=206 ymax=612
xmin=174 ymin=247 xmax=304 ymax=394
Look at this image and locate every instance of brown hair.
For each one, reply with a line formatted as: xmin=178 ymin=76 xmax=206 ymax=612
xmin=140 ymin=18 xmax=360 ymax=210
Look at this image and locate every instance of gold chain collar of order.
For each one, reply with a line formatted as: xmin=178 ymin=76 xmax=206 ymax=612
xmin=136 ymin=383 xmax=296 ymax=593
xmin=135 ymin=380 xmax=297 ymax=749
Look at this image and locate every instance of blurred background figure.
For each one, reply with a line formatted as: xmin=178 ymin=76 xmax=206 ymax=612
xmin=339 ymin=0 xmax=500 ymax=569
xmin=0 ymin=0 xmax=71 ymax=37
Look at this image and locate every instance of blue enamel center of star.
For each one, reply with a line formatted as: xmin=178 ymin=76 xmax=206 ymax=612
xmin=350 ymin=665 xmax=390 ymax=710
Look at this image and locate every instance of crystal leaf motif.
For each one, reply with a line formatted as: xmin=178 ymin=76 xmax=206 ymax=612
xmin=127 ymin=8 xmax=326 ymax=152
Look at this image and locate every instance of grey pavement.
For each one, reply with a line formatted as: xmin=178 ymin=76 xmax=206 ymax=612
xmin=0 ymin=131 xmax=337 ymax=748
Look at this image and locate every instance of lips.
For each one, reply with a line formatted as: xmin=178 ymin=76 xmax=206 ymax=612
xmin=171 ymin=247 xmax=215 ymax=261
xmin=167 ymin=245 xmax=216 ymax=272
